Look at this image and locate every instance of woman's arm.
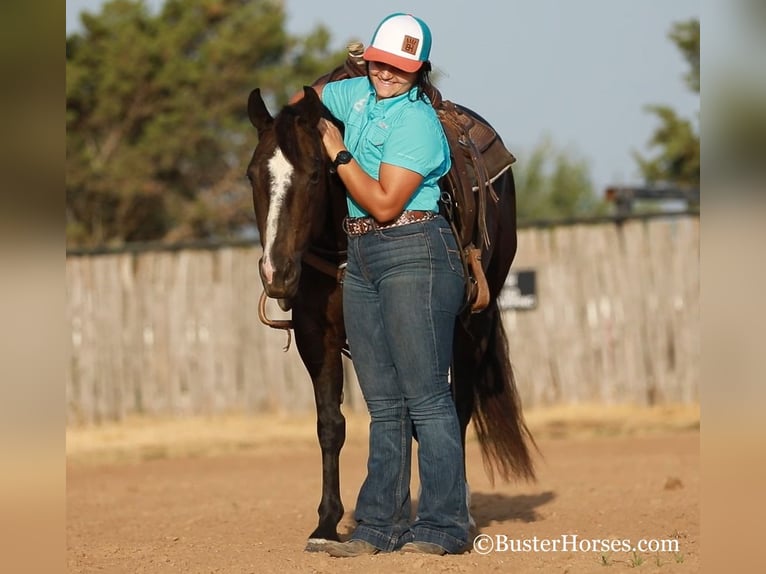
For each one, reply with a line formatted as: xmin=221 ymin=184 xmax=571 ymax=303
xmin=318 ymin=118 xmax=422 ymax=222
xmin=288 ymin=83 xmax=325 ymax=105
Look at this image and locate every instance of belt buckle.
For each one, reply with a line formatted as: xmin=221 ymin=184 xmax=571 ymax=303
xmin=344 ymin=217 xmax=371 ymax=237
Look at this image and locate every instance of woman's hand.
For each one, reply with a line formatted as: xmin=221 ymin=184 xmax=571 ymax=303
xmin=317 ymin=118 xmax=346 ymax=160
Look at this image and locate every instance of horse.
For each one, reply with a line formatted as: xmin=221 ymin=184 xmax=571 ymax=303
xmin=246 ymin=85 xmax=536 ymax=550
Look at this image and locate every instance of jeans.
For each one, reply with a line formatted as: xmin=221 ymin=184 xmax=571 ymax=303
xmin=343 ymin=215 xmax=470 ymax=554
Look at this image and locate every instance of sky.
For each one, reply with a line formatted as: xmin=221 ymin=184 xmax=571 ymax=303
xmin=66 ymin=0 xmax=701 ymax=194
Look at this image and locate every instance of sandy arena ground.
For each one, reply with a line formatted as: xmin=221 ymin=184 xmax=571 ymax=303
xmin=67 ymin=406 xmax=699 ymax=573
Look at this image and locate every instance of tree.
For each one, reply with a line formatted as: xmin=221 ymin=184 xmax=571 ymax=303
xmin=514 ymin=135 xmax=607 ymax=223
xmin=634 ymin=19 xmax=700 ymax=187
xmin=66 ymin=0 xmax=346 ymax=247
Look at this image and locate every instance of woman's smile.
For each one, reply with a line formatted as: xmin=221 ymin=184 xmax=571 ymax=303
xmin=369 ymin=61 xmax=417 ymax=99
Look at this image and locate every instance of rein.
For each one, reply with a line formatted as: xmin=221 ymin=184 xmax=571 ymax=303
xmin=302 ymin=246 xmax=348 ymax=284
xmin=258 ymin=291 xmax=292 ymax=351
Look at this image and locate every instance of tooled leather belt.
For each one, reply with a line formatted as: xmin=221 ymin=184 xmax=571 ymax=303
xmin=343 ymin=210 xmax=437 ymax=237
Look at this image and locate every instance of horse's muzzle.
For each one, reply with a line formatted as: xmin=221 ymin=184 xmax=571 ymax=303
xmin=258 ymin=255 xmax=301 ymax=300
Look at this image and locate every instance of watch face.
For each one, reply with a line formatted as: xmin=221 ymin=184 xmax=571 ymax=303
xmin=334 ymin=151 xmax=352 ymax=166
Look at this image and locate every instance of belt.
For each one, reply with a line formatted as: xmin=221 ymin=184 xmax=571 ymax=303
xmin=343 ymin=210 xmax=437 ymax=237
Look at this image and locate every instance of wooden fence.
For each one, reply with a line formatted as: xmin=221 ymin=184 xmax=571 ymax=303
xmin=66 ymin=216 xmax=699 ymax=424
xmin=503 ymin=216 xmax=699 ymax=407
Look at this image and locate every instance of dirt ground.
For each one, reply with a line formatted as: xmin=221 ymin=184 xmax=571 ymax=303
xmin=67 ymin=407 xmax=699 ymax=573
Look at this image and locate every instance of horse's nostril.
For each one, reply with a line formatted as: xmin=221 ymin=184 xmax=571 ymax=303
xmin=284 ymin=257 xmax=300 ymax=286
xmin=260 ymin=257 xmax=274 ymax=285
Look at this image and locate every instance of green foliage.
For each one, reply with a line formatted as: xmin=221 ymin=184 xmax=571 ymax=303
xmin=635 ymin=18 xmax=700 ymax=187
xmin=634 ymin=105 xmax=700 ymax=187
xmin=66 ymin=0 xmax=346 ymax=247
xmin=670 ymin=19 xmax=700 ymax=94
xmin=514 ymin=136 xmax=607 ymax=223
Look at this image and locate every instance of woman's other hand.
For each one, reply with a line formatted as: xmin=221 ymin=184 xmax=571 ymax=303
xmin=318 ymin=118 xmax=346 ymax=160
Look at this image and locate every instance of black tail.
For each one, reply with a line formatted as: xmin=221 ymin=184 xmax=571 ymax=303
xmin=471 ymin=306 xmax=537 ymax=483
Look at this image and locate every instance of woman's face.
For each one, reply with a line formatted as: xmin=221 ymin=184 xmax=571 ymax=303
xmin=368 ymin=61 xmax=418 ymax=100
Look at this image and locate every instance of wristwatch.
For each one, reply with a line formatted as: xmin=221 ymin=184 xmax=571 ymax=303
xmin=331 ymin=150 xmax=353 ymax=172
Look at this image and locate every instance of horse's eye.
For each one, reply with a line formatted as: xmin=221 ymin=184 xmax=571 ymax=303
xmin=308 ymin=157 xmax=323 ymax=184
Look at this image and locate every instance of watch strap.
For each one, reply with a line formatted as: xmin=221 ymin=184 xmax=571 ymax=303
xmin=331 ymin=150 xmax=353 ymax=172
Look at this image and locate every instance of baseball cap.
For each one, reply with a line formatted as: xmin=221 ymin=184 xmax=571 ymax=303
xmin=363 ymin=13 xmax=432 ymax=73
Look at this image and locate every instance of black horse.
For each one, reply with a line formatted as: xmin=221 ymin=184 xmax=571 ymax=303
xmin=246 ymin=86 xmax=535 ymax=549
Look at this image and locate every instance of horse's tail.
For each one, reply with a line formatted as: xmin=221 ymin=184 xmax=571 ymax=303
xmin=471 ymin=305 xmax=537 ymax=483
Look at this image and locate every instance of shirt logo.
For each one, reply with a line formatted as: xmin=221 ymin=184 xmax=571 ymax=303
xmin=353 ymin=97 xmax=366 ymax=112
xmin=401 ymin=35 xmax=419 ymax=56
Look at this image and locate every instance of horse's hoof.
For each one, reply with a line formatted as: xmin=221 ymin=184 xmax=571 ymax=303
xmin=305 ymin=538 xmax=334 ymax=552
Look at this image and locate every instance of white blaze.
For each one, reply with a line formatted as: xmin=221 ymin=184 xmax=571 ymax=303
xmin=262 ymin=148 xmax=294 ymax=284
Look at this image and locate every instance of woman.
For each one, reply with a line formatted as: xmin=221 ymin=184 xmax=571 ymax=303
xmin=307 ymin=13 xmax=470 ymax=556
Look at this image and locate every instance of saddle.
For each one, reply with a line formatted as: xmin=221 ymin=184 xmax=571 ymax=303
xmin=316 ymin=44 xmax=516 ymax=313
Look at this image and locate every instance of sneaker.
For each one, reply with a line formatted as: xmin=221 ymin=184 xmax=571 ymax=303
xmin=400 ymin=541 xmax=447 ymax=555
xmin=324 ymin=539 xmax=379 ymax=557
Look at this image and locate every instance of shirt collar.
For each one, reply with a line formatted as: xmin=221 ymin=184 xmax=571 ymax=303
xmin=366 ymin=81 xmax=421 ymax=112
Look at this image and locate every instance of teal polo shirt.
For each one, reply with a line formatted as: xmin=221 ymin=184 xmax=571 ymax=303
xmin=321 ymin=76 xmax=451 ymax=218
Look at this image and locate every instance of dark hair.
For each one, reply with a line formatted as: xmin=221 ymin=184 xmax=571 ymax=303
xmin=414 ymin=61 xmax=437 ymax=104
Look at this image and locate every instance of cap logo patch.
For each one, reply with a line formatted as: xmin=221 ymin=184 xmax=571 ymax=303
xmin=401 ymin=35 xmax=419 ymax=55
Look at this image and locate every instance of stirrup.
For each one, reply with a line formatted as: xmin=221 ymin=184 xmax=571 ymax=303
xmin=466 ymin=247 xmax=490 ymax=313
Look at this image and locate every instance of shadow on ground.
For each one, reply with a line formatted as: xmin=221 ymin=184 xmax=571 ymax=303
xmin=471 ymin=491 xmax=556 ymax=526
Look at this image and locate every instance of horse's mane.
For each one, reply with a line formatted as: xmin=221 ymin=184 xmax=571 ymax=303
xmin=273 ymin=105 xmax=305 ymax=165
xmin=274 ymin=97 xmax=344 ymax=166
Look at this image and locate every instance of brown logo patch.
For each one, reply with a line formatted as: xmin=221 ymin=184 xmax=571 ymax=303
xmin=401 ymin=35 xmax=419 ymax=55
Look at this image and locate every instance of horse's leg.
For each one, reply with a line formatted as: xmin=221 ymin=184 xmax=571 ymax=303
xmin=451 ymin=328 xmax=475 ymax=469
xmin=308 ymin=349 xmax=345 ymax=546
xmin=452 ymin=317 xmax=488 ymax=533
xmin=293 ymin=282 xmax=346 ymax=550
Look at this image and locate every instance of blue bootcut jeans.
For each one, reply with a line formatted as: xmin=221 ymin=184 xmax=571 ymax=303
xmin=342 ymin=214 xmax=470 ymax=554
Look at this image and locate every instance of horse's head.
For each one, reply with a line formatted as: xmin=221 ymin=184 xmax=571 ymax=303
xmin=246 ymin=86 xmax=334 ymax=303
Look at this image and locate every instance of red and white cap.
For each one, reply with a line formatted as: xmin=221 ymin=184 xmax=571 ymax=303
xmin=363 ymin=13 xmax=432 ymax=73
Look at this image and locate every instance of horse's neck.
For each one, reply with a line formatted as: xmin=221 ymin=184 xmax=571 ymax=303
xmin=313 ymin=176 xmax=348 ymax=256
xmin=329 ymin=178 xmax=349 ymax=252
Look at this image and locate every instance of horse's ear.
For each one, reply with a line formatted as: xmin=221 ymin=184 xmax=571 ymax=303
xmin=301 ymin=86 xmax=323 ymax=125
xmin=248 ymin=88 xmax=273 ymax=133
xmin=303 ymin=85 xmax=320 ymax=104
